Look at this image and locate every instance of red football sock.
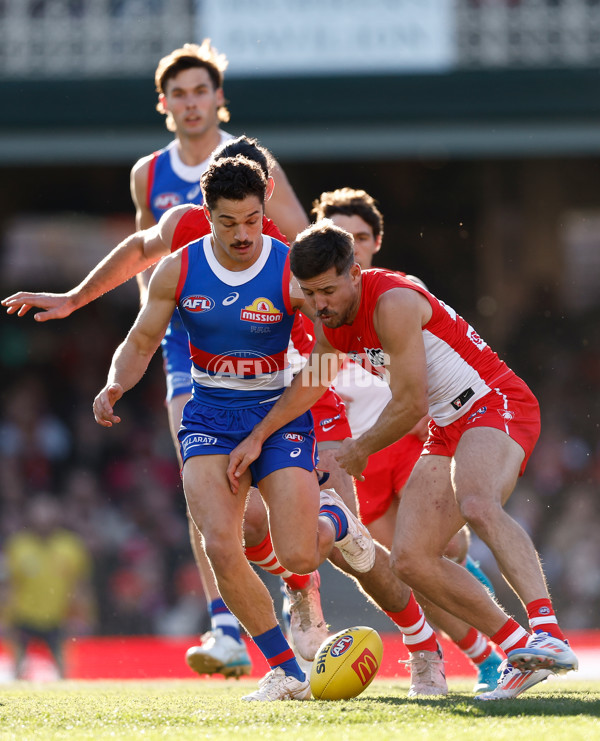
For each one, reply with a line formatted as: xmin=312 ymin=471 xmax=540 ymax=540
xmin=526 ymin=598 xmax=565 ymax=641
xmin=491 ymin=618 xmax=529 ymax=654
xmin=456 ymin=627 xmax=493 ymax=665
xmin=386 ymin=592 xmax=438 ymax=653
xmin=244 ymin=533 xmax=310 ymax=590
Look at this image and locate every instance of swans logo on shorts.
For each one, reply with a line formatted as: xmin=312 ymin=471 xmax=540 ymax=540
xmin=241 ymin=297 xmax=283 ymax=324
xmin=498 ymin=409 xmax=515 ymax=422
xmin=283 ymin=433 xmax=305 ymax=443
xmin=181 ymin=295 xmax=215 ymax=313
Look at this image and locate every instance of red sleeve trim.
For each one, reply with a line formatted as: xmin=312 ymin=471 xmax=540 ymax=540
xmin=171 ymin=212 xmax=188 ymax=253
xmin=172 ymin=208 xmax=211 ymax=253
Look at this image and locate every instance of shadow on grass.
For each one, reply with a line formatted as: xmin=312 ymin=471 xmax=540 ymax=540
xmin=366 ymin=692 xmax=600 ymax=717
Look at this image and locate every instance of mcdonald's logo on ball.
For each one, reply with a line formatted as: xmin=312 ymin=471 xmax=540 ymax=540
xmin=310 ymin=626 xmax=383 ymax=700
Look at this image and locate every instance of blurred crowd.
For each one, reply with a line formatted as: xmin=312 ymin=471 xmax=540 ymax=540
xmin=491 ymin=301 xmax=600 ymax=629
xmin=0 ymin=296 xmax=598 ymax=647
xmin=0 ymin=301 xmax=207 ymax=643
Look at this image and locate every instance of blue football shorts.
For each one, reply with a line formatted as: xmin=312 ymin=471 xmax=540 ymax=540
xmin=178 ymin=397 xmax=318 ymax=485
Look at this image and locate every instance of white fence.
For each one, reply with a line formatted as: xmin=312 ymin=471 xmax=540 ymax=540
xmin=0 ymin=0 xmax=194 ymax=78
xmin=456 ymin=0 xmax=600 ymax=68
xmin=1 ymin=0 xmax=600 ymax=78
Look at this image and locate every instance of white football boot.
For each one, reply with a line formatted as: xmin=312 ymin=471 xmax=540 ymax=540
xmin=319 ymin=488 xmax=375 ymax=573
xmin=405 ymin=642 xmax=448 ymax=697
xmin=284 ymin=571 xmax=329 ymax=662
xmin=242 ymin=667 xmax=311 ymax=701
xmin=185 ymin=628 xmax=252 ymax=678
xmin=507 ymin=632 xmax=578 ymax=674
xmin=475 ymin=660 xmax=552 ymax=700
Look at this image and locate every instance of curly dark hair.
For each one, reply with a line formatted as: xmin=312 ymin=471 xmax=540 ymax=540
xmin=201 ymin=155 xmax=267 ymax=212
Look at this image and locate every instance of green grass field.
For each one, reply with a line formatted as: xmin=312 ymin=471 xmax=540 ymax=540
xmin=0 ymin=678 xmax=599 ymax=741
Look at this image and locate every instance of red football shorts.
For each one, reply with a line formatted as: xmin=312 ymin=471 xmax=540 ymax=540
xmin=355 ymin=433 xmax=424 ymax=526
xmin=311 ymin=387 xmax=352 ymax=444
xmin=422 ymin=373 xmax=540 ymax=476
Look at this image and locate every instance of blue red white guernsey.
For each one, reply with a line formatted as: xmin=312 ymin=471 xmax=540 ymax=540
xmin=146 ymin=132 xmax=232 ymax=400
xmin=322 ymin=269 xmax=516 ymax=427
xmin=176 ymin=233 xmax=317 ymax=479
xmin=176 ymin=233 xmax=295 ymax=408
xmin=146 ymin=134 xmax=232 ymax=222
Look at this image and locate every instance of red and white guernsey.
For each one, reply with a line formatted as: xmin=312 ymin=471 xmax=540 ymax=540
xmin=322 ymin=269 xmax=515 ymax=426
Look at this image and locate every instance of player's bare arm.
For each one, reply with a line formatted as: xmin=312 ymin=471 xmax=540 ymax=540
xmin=1 ymin=206 xmax=186 ymax=322
xmin=131 ymin=156 xmax=161 ymax=302
xmin=265 ymin=160 xmax=309 ymax=244
xmin=93 ymin=253 xmax=181 ymax=428
xmin=334 ymin=288 xmax=430 ymax=479
xmin=131 ymin=155 xmax=156 ymax=231
xmin=226 ymin=323 xmax=343 ymax=492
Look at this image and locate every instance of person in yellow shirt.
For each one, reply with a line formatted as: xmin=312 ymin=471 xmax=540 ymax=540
xmin=3 ymin=493 xmax=95 ymax=679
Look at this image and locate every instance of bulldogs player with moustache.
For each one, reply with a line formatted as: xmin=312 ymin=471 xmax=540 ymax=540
xmin=4 ymin=146 xmax=453 ymax=698
xmin=91 ymin=156 xmax=378 ymax=702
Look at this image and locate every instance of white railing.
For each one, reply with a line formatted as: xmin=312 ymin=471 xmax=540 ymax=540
xmin=456 ymin=0 xmax=600 ymax=68
xmin=1 ymin=0 xmax=600 ymax=78
xmin=0 ymin=0 xmax=195 ymax=78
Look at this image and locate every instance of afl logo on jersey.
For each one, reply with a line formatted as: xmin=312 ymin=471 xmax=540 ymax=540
xmin=241 ymin=297 xmax=283 ymax=324
xmin=154 ymin=193 xmax=182 ymax=210
xmin=181 ymin=295 xmax=215 ymax=313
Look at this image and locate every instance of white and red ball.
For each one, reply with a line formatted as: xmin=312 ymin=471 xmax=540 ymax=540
xmin=310 ymin=626 xmax=383 ymax=700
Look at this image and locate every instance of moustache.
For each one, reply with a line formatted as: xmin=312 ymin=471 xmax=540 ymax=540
xmin=232 ymin=241 xmax=252 ymax=249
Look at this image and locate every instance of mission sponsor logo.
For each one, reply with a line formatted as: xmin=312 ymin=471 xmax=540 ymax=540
xmin=241 ymin=297 xmax=283 ymax=324
xmin=154 ymin=193 xmax=182 ymax=210
xmin=181 ymin=295 xmax=215 ymax=313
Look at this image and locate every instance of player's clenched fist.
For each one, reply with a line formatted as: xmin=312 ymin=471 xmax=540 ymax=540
xmin=93 ymin=383 xmax=124 ymax=427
